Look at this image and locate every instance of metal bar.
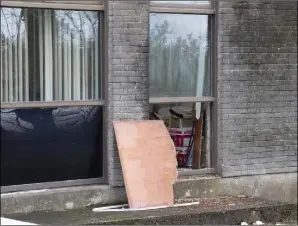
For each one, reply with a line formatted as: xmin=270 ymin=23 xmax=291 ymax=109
xmin=205 ymin=103 xmax=212 ymax=168
xmin=1 ymin=100 xmax=105 ymax=109
xmin=150 ymin=7 xmax=215 ymax=14
xmin=102 ymin=2 xmax=108 ymax=184
xmin=149 ymin=96 xmax=216 ymax=104
xmin=210 ymin=9 xmax=218 ymax=171
xmin=0 ymin=1 xmax=105 ymax=11
xmin=178 ymin=168 xmax=216 ymax=178
xmin=1 ymin=177 xmax=104 ymax=193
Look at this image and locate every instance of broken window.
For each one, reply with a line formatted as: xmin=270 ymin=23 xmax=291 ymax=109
xmin=149 ymin=11 xmax=215 ymax=173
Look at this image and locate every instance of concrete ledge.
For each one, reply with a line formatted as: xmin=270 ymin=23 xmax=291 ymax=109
xmin=174 ymin=172 xmax=297 ymax=204
xmin=1 ymin=185 xmax=127 ymax=215
xmin=4 ymin=197 xmax=297 ymax=225
xmin=95 ymin=204 xmax=297 ymax=225
xmin=1 ymin=172 xmax=296 ymax=215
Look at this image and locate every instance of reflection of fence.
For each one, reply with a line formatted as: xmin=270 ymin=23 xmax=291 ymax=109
xmin=149 ymin=40 xmax=210 ymax=98
xmin=0 ymin=8 xmax=100 ymax=103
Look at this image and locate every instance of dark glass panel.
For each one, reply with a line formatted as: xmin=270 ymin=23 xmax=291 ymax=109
xmin=1 ymin=106 xmax=103 ymax=186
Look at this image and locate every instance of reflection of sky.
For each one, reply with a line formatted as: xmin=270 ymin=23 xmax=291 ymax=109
xmin=1 ymin=8 xmax=98 ymax=41
xmin=1 ymin=6 xmax=208 ymax=43
xmin=150 ymin=13 xmax=208 ymax=45
xmin=1 ymin=8 xmax=23 ymax=39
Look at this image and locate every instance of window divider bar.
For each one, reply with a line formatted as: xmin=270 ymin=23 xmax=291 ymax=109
xmin=1 ymin=100 xmax=105 ymax=109
xmin=178 ymin=168 xmax=216 ymax=178
xmin=149 ymin=96 xmax=216 ymax=104
xmin=1 ymin=178 xmax=104 ymax=193
xmin=0 ymin=1 xmax=105 ymax=11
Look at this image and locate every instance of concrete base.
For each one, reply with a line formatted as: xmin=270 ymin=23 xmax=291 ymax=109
xmin=174 ymin=172 xmax=297 ymax=204
xmin=1 ymin=185 xmax=127 ymax=215
xmin=1 ymin=172 xmax=296 ymax=215
xmin=4 ymin=197 xmax=297 ymax=225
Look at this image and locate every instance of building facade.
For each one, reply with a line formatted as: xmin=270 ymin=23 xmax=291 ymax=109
xmin=1 ymin=0 xmax=297 ymax=212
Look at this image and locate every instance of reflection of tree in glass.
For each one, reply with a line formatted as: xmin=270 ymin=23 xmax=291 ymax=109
xmin=1 ymin=8 xmax=99 ymax=48
xmin=1 ymin=107 xmax=97 ymax=133
xmin=150 ymin=19 xmax=209 ymax=97
xmin=1 ymin=8 xmax=101 ymax=102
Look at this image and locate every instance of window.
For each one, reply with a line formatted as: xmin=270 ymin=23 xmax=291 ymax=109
xmin=1 ymin=6 xmax=105 ymax=190
xmin=150 ymin=13 xmax=211 ymax=98
xmin=149 ymin=1 xmax=216 ymax=173
xmin=1 ymin=8 xmax=102 ymax=103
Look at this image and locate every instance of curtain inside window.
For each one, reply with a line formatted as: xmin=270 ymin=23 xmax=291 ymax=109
xmin=0 ymin=8 xmax=101 ymax=103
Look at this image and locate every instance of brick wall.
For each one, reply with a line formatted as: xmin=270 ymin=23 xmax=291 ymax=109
xmin=106 ymin=0 xmax=297 ymax=185
xmin=107 ymin=0 xmax=150 ymax=186
xmin=217 ymin=0 xmax=297 ymax=177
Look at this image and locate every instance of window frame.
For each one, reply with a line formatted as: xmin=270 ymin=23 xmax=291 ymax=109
xmin=149 ymin=0 xmax=218 ymax=175
xmin=150 ymin=0 xmax=215 ymax=14
xmin=0 ymin=1 xmax=108 ymax=193
xmin=0 ymin=1 xmax=105 ymax=11
xmin=0 ymin=3 xmax=106 ymax=108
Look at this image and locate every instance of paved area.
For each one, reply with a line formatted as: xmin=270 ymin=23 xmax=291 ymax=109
xmin=3 ymin=196 xmax=297 ymax=225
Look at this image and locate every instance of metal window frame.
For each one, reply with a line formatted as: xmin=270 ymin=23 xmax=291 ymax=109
xmin=150 ymin=0 xmax=215 ymax=14
xmin=0 ymin=2 xmax=108 ymax=193
xmin=210 ymin=1 xmax=218 ymax=171
xmin=0 ymin=1 xmax=105 ymax=11
xmin=149 ymin=97 xmax=216 ymax=104
xmin=1 ymin=100 xmax=105 ymax=109
xmin=148 ymin=3 xmax=217 ymax=174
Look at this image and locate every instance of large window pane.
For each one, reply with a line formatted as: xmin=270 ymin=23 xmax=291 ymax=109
xmin=1 ymin=8 xmax=102 ymax=102
xmin=149 ymin=13 xmax=211 ymax=98
xmin=1 ymin=106 xmax=103 ymax=186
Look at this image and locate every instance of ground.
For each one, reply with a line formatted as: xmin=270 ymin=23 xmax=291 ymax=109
xmin=3 ymin=196 xmax=297 ymax=225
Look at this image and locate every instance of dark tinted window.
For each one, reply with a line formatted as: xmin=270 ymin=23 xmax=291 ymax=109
xmin=1 ymin=106 xmax=103 ymax=186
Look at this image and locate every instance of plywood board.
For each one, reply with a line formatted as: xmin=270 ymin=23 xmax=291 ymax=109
xmin=113 ymin=120 xmax=178 ymax=209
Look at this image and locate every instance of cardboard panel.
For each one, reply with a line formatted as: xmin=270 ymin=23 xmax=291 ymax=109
xmin=113 ymin=120 xmax=178 ymax=209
